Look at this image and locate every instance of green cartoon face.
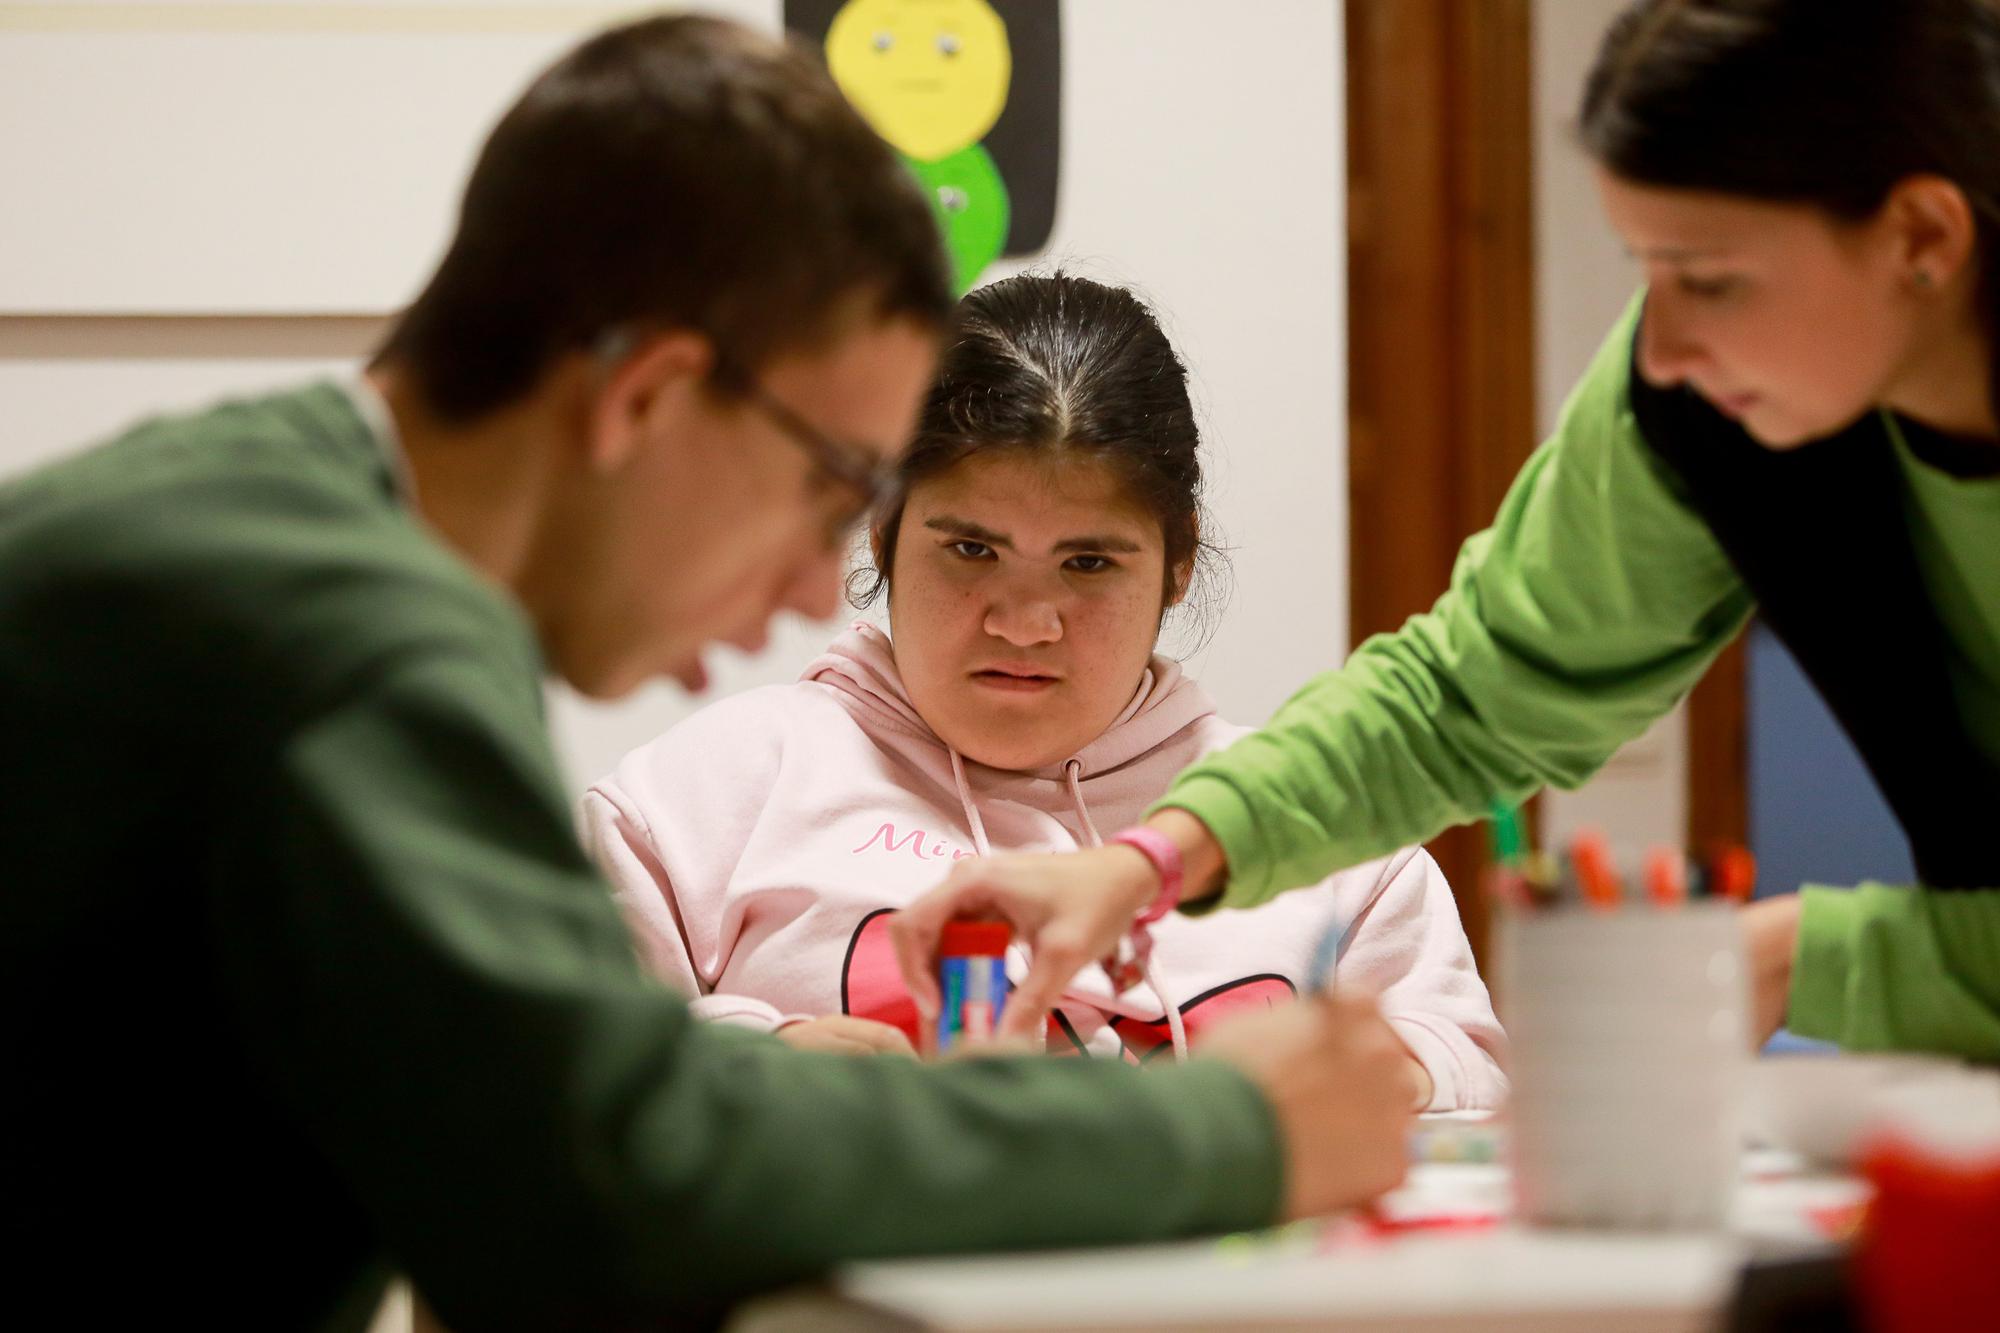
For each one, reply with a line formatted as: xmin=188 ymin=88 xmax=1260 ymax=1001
xmin=908 ymin=144 xmax=1010 ymax=294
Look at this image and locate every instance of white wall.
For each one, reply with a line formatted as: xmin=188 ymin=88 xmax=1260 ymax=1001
xmin=0 ymin=0 xmax=1347 ymax=794
xmin=0 ymin=2 xmax=671 ymax=313
xmin=1531 ymin=0 xmax=1690 ymax=861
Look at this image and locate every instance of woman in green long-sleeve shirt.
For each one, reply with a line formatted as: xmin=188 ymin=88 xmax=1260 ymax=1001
xmin=895 ymin=0 xmax=2000 ymax=1061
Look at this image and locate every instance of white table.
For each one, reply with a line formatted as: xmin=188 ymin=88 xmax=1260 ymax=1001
xmin=773 ymin=1139 xmax=1864 ymax=1333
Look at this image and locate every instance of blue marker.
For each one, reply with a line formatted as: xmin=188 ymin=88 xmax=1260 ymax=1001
xmin=1305 ymin=913 xmax=1351 ymax=994
xmin=937 ymin=920 xmax=1011 ymax=1052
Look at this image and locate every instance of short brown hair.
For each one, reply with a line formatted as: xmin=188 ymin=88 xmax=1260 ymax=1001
xmin=377 ymin=14 xmax=953 ymax=421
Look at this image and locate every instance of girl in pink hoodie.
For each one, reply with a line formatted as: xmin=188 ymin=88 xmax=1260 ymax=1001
xmin=585 ymin=273 xmax=1506 ymax=1109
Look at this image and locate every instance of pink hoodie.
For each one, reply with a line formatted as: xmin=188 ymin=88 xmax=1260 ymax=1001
xmin=583 ymin=623 xmax=1507 ymax=1109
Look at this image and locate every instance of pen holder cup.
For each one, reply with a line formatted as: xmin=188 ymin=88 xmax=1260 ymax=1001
xmin=1498 ymin=902 xmax=1748 ymax=1229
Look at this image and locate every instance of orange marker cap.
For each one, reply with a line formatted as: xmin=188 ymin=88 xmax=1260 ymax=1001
xmin=1644 ymin=846 xmax=1688 ymax=908
xmin=1570 ymin=830 xmax=1622 ymax=911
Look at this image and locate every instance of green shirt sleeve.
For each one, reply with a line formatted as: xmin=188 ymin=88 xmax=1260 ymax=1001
xmin=1159 ymin=297 xmax=1754 ymax=908
xmin=1789 ymin=884 xmax=2000 ymax=1058
xmin=215 ymin=646 xmax=1281 ymax=1329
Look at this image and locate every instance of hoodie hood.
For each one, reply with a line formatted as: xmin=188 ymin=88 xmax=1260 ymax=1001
xmin=802 ymin=621 xmax=1218 ymax=783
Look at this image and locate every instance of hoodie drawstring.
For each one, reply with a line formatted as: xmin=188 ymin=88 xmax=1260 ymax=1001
xmin=1061 ymin=759 xmax=1101 ymax=848
xmin=948 ymin=748 xmax=992 ymax=858
xmin=1065 ymin=760 xmax=1188 ymax=1064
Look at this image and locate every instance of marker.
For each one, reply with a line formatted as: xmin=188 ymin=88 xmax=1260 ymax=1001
xmin=1487 ymin=802 xmax=1527 ymax=865
xmin=1643 ymin=845 xmax=1689 ymax=908
xmin=1483 ymin=802 xmax=1535 ymax=910
xmin=1523 ymin=850 xmax=1562 ymax=907
xmin=1305 ymin=913 xmax=1351 ymax=992
xmin=1569 ymin=829 xmax=1623 ymax=911
xmin=1706 ymin=842 xmax=1757 ymax=903
xmin=937 ymin=920 xmax=1011 ymax=1053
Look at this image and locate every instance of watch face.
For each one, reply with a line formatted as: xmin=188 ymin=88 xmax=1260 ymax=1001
xmin=787 ymin=0 xmax=1060 ymax=282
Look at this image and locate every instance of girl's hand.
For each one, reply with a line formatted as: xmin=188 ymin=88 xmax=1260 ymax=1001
xmin=775 ymin=1015 xmax=919 ymax=1058
xmin=891 ymin=845 xmax=1161 ymax=1042
xmin=891 ymin=810 xmax=1228 ymax=1043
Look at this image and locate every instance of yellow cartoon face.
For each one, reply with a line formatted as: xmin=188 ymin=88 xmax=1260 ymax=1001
xmin=825 ymin=0 xmax=1012 ymax=163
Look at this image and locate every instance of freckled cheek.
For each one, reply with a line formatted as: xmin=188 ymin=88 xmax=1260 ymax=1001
xmin=895 ymin=578 xmax=988 ymax=693
xmin=1064 ymin=588 xmax=1165 ymax=689
xmin=935 ymin=584 xmax=991 ymax=652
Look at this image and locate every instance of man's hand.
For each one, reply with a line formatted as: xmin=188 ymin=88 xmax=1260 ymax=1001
xmin=1198 ymin=989 xmax=1416 ymax=1219
xmin=1404 ymin=1054 xmax=1434 ymax=1111
xmin=1741 ymin=893 xmax=1803 ymax=1047
xmin=776 ymin=1015 xmax=919 ymax=1058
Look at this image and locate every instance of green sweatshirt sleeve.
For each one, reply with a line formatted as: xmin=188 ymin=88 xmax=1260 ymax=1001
xmin=1789 ymin=884 xmax=2000 ymax=1058
xmin=1158 ymin=298 xmax=1755 ymax=908
xmin=216 ymin=647 xmax=1281 ymax=1330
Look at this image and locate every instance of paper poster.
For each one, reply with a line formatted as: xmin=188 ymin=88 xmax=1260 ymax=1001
xmin=785 ymin=0 xmax=1059 ymax=294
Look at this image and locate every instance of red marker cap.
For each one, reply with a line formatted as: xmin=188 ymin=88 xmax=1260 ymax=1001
xmin=940 ymin=920 xmax=1012 ymax=957
xmin=1708 ymin=844 xmax=1757 ymax=904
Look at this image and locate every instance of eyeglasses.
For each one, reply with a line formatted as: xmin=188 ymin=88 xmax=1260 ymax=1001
xmin=726 ymin=367 xmax=902 ymax=551
xmin=595 ymin=326 xmax=901 ymax=552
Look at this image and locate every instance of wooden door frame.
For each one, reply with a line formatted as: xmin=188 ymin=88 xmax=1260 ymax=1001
xmin=1347 ymin=0 xmax=1538 ymax=655
xmin=1346 ymin=0 xmax=1537 ymax=968
xmin=1687 ymin=639 xmax=1749 ymax=849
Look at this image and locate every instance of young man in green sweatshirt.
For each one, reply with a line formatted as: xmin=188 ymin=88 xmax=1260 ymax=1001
xmin=2 ymin=14 xmax=1421 ymax=1331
